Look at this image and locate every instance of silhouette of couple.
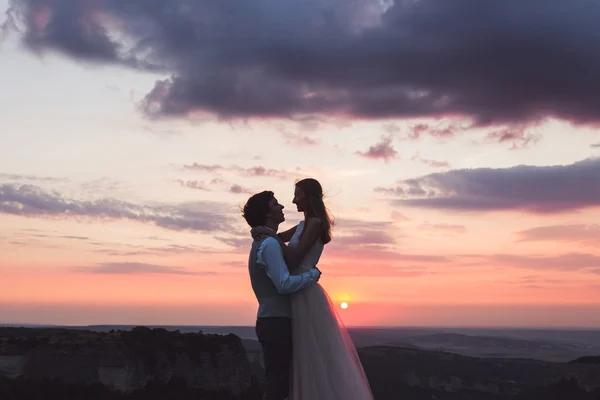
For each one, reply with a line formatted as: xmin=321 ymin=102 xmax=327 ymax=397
xmin=242 ymin=178 xmax=373 ymax=400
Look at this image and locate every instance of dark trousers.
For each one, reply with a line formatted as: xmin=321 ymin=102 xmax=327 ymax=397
xmin=255 ymin=317 xmax=293 ymax=400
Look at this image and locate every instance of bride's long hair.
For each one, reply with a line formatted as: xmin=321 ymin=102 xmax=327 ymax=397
xmin=295 ymin=178 xmax=334 ymax=244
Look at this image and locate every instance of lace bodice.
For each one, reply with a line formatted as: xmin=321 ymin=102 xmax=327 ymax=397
xmin=288 ymin=220 xmax=324 ymax=273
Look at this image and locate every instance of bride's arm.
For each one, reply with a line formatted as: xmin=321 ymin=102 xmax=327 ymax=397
xmin=277 ymin=225 xmax=298 ymax=243
xmin=281 ymin=217 xmax=322 ymax=269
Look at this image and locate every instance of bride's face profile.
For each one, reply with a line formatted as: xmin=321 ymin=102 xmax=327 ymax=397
xmin=292 ymin=186 xmax=306 ymax=212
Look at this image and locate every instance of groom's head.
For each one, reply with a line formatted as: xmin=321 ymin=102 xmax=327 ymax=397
xmin=243 ymin=191 xmax=285 ymax=228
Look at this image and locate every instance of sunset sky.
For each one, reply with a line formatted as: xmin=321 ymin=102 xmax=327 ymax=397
xmin=1 ymin=0 xmax=599 ymax=328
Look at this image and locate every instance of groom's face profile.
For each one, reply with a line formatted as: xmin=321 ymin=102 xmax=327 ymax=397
xmin=266 ymin=197 xmax=285 ymax=225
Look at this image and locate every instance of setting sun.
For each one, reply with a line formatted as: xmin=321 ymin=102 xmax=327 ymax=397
xmin=340 ymin=302 xmax=349 ymax=310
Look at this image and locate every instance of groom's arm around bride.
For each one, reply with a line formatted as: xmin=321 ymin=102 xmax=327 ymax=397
xmin=257 ymin=235 xmax=320 ymax=294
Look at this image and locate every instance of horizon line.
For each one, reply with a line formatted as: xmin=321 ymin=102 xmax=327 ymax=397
xmin=2 ymin=322 xmax=600 ymax=331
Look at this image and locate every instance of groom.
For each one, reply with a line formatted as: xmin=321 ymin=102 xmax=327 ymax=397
xmin=243 ymin=190 xmax=321 ymax=400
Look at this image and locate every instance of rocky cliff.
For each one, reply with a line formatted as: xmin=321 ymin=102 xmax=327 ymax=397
xmin=0 ymin=326 xmax=255 ymax=395
xmin=1 ymin=326 xmax=599 ymax=400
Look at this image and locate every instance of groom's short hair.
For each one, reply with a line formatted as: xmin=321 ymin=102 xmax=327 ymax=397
xmin=243 ymin=190 xmax=275 ymax=227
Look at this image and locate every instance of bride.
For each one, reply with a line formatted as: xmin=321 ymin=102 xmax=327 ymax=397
xmin=253 ymin=178 xmax=373 ymax=400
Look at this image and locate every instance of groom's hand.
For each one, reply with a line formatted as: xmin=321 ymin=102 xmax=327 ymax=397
xmin=313 ymin=266 xmax=322 ymax=281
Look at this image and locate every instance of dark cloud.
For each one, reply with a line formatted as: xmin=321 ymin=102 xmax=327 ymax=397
xmin=72 ymin=262 xmax=211 ymax=275
xmin=0 ymin=183 xmax=235 ymax=232
xmin=516 ymin=224 xmax=600 ymax=246
xmin=355 ymin=135 xmax=397 ymax=162
xmin=592 ymin=143 xmax=600 ymax=148
xmin=7 ymin=0 xmax=600 ymax=126
xmin=378 ymin=158 xmax=600 ymax=214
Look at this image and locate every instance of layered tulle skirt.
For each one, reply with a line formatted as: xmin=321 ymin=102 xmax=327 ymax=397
xmin=290 ymin=283 xmax=374 ymax=400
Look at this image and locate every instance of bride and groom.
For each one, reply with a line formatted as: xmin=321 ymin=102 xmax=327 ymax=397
xmin=242 ymin=178 xmax=373 ymax=400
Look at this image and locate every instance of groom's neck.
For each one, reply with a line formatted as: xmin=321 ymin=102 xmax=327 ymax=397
xmin=263 ymin=220 xmax=279 ymax=233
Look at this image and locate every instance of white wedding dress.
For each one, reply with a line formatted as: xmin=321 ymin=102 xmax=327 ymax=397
xmin=288 ymin=221 xmax=374 ymax=400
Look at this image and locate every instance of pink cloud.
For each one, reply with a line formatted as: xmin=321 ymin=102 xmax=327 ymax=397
xmin=411 ymin=151 xmax=451 ymax=169
xmin=484 ymin=125 xmax=541 ymax=150
xmin=406 ymin=122 xmax=458 ymax=140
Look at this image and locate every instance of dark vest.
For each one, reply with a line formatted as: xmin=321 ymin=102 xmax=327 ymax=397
xmin=248 ymin=238 xmax=292 ymax=318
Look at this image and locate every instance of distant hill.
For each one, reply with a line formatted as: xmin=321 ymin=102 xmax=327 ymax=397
xmin=385 ymin=332 xmax=595 ymax=362
xmin=357 ymin=345 xmax=600 ymax=399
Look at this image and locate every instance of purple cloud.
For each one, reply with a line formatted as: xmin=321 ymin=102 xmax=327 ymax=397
xmin=229 ymin=184 xmax=251 ymax=194
xmin=6 ymin=0 xmax=600 ymax=127
xmin=0 ymin=183 xmax=235 ymax=232
xmin=356 ymin=135 xmax=398 ymax=162
xmin=377 ymin=158 xmax=600 ymax=214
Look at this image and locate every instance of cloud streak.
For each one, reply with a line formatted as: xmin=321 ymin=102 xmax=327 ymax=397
xmin=420 ymin=223 xmax=466 ymax=235
xmin=183 ymin=163 xmax=304 ymax=181
xmin=486 ymin=253 xmax=600 ymax=273
xmin=0 ymin=183 xmax=235 ymax=232
xmin=72 ymin=262 xmax=211 ymax=275
xmin=0 ymin=173 xmax=66 ymax=182
xmin=516 ymin=225 xmax=600 ymax=246
xmin=6 ymin=0 xmax=600 ymax=126
xmin=377 ymin=158 xmax=600 ymax=214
